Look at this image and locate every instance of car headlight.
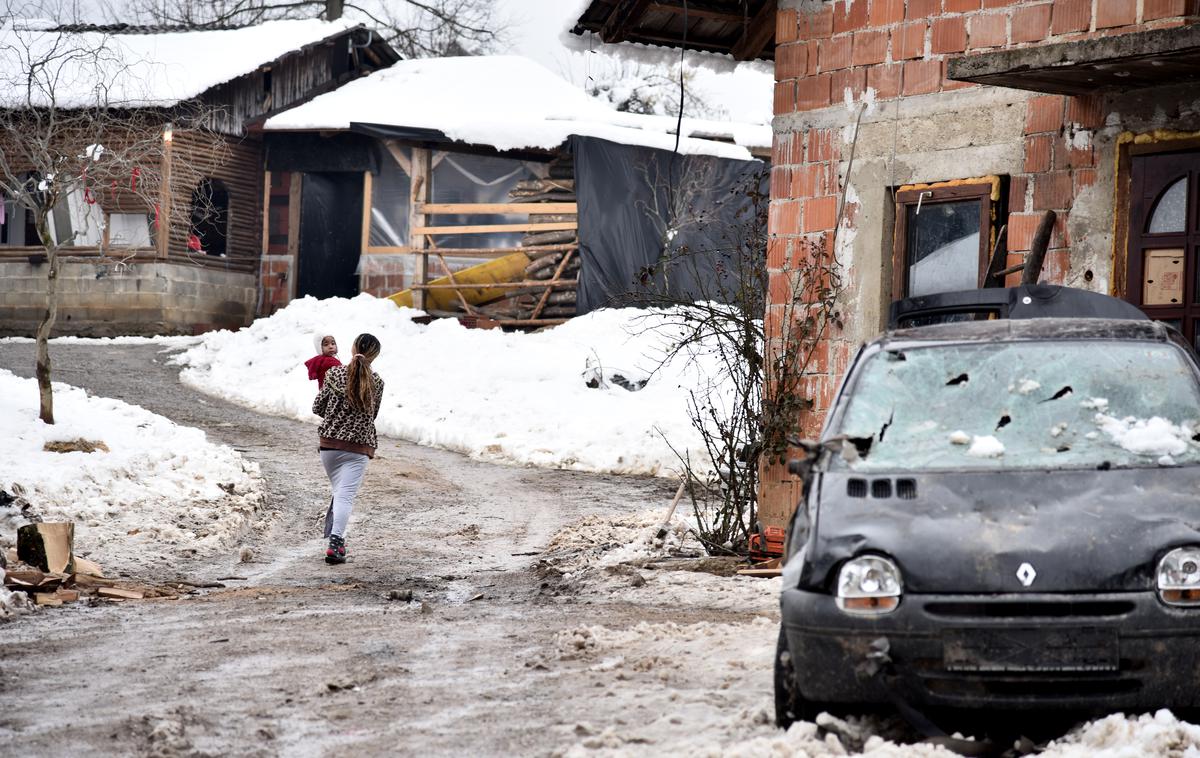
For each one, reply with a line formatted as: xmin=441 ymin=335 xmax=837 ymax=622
xmin=1158 ymin=547 xmax=1200 ymax=606
xmin=836 ymin=555 xmax=902 ymax=615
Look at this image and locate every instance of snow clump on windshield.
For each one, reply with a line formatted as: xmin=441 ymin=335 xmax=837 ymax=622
xmin=1093 ymin=414 xmax=1195 ymax=458
xmin=967 ymin=435 xmax=1005 ymax=458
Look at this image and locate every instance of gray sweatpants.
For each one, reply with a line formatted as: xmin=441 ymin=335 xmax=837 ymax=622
xmin=320 ymin=449 xmax=369 ymax=539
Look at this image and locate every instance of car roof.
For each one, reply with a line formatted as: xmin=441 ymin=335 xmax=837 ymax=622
xmin=876 ymin=317 xmax=1171 ymax=350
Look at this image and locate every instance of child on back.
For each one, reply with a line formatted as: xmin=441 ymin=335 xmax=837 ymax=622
xmin=305 ymin=334 xmax=341 ymax=390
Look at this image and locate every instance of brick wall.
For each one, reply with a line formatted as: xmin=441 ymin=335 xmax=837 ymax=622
xmin=761 ymin=0 xmax=1200 ymax=526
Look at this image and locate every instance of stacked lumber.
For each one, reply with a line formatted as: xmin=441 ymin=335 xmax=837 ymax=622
xmin=475 ymin=155 xmax=580 ymax=324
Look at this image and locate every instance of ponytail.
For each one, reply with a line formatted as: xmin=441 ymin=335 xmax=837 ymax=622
xmin=345 ymin=333 xmax=381 ymax=414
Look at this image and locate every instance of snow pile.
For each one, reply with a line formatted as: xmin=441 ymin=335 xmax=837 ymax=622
xmin=0 ymin=334 xmax=202 ymax=348
xmin=0 ymin=578 xmax=34 ymax=620
xmin=264 ymin=55 xmax=767 ymax=159
xmin=1042 ymin=710 xmax=1200 ymax=757
xmin=173 ymin=295 xmax=723 ymax=477
xmin=966 ymin=435 xmax=1005 ymax=458
xmin=0 ymin=369 xmax=265 ymax=573
xmin=0 ymin=19 xmax=357 ymax=109
xmin=1094 ymin=414 xmax=1196 ymax=459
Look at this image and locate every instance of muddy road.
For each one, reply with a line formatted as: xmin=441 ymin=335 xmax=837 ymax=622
xmin=0 ymin=344 xmax=780 ymax=756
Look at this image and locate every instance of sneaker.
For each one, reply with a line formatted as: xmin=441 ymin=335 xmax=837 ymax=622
xmin=325 ymin=534 xmax=347 ymax=564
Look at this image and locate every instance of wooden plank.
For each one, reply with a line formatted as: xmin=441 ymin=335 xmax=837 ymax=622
xmin=260 ymin=169 xmax=271 ymax=259
xmin=413 ymin=221 xmax=577 ymax=236
xmin=157 ymin=137 xmax=172 ymax=258
xmin=364 ymin=246 xmax=416 ymax=255
xmin=496 ymin=318 xmax=570 ymax=327
xmin=366 ymin=244 xmax=576 ymax=256
xmin=730 ymin=0 xmax=777 ymax=61
xmin=98 ymin=587 xmax=144 ymax=600
xmin=409 ymin=147 xmax=431 ymax=310
xmin=384 ymin=140 xmax=411 ymax=176
xmin=360 ymin=171 xmax=372 ymax=258
xmin=601 ymin=0 xmax=652 ymax=43
xmin=416 ymin=202 xmax=577 ymax=215
xmin=412 ymin=279 xmax=578 ymax=290
xmin=288 ymin=172 xmax=301 ymax=302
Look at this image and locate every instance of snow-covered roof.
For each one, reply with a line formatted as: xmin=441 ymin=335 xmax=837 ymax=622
xmin=263 ymin=55 xmax=770 ymax=160
xmin=0 ymin=19 xmax=360 ymax=109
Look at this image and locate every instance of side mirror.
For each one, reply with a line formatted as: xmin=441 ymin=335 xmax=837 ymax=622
xmin=787 ymin=439 xmax=822 ymax=477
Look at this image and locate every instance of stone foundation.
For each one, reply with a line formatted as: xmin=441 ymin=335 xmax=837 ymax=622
xmin=0 ymin=258 xmax=257 ymax=337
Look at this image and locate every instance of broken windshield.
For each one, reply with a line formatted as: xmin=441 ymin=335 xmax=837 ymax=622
xmin=833 ymin=340 xmax=1200 ymax=472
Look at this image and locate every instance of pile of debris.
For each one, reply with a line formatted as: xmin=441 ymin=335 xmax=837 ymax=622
xmin=476 ymin=155 xmax=581 ymax=323
xmin=2 ymin=522 xmax=167 ymax=608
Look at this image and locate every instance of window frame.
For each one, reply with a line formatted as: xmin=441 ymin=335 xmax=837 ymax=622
xmin=891 ymin=181 xmax=997 ymax=300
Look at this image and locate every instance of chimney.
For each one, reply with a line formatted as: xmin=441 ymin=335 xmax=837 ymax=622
xmin=326 ymin=0 xmax=344 ymax=21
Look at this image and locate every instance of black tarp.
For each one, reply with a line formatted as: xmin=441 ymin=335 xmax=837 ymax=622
xmin=571 ymin=135 xmax=768 ymax=314
xmin=265 ymin=132 xmax=381 ymax=174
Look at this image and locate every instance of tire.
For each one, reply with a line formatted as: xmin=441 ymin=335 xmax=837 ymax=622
xmin=774 ymin=626 xmax=816 ymax=728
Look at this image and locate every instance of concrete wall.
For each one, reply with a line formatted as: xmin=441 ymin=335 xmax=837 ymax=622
xmin=759 ymin=0 xmax=1200 ymax=526
xmin=0 ymin=259 xmax=256 ymax=337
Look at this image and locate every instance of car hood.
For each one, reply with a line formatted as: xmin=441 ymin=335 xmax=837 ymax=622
xmin=801 ymin=467 xmax=1200 ymax=593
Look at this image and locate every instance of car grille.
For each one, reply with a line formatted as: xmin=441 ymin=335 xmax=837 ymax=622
xmin=923 ymin=600 xmax=1136 ymax=619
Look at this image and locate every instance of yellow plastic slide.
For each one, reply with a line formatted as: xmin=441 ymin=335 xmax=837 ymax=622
xmin=388 ymin=252 xmax=530 ymax=311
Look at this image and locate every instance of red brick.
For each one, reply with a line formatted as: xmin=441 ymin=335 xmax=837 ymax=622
xmin=1009 ymin=175 xmax=1029 ymax=212
xmin=1095 ymin=0 xmax=1136 ymax=27
xmin=1067 ymin=94 xmax=1104 ymax=127
xmin=931 ymin=16 xmax=968 ymax=53
xmin=1074 ymin=168 xmax=1097 ymax=191
xmin=869 ymin=0 xmax=905 ymax=26
xmin=831 ymin=67 xmax=868 ymax=103
xmin=942 ymin=70 xmax=976 ymax=90
xmin=796 ymin=72 xmax=833 ymax=110
xmin=791 ymin=164 xmax=821 ymax=197
xmin=1024 ymin=134 xmax=1053 ymax=172
xmin=1007 ymin=212 xmax=1065 ymax=250
xmin=968 ymin=13 xmax=1008 ymax=48
xmin=818 ymin=35 xmax=852 ymax=71
xmin=774 ymin=80 xmax=796 ymax=114
xmin=770 ymin=200 xmax=802 ymax=235
xmin=1050 ymin=0 xmax=1090 ymax=34
xmin=1033 ymin=171 xmax=1074 ymax=210
xmin=902 ymin=59 xmax=942 ymax=95
xmin=1024 ymin=94 xmax=1064 ymax=133
xmin=833 ymin=0 xmax=870 ymax=33
xmin=770 ymin=166 xmax=790 ymax=197
xmin=805 ymin=40 xmax=822 ymax=74
xmin=768 ymin=238 xmax=788 ymax=268
xmin=769 ymin=269 xmax=794 ymax=303
xmin=799 ymin=5 xmax=835 ymax=39
xmin=807 ymin=129 xmax=838 ymax=161
xmin=771 ymin=133 xmax=791 ymax=166
xmin=1145 ymin=0 xmax=1191 ymax=20
xmin=804 ymin=196 xmax=839 ymax=232
xmin=1012 ymin=3 xmax=1052 ymax=42
xmin=777 ymin=42 xmax=809 ymax=80
xmin=867 ymin=63 xmax=903 ymax=99
xmin=984 ymin=0 xmax=1020 ymax=7
xmin=892 ymin=21 xmax=927 ymax=60
xmin=777 ymin=8 xmax=799 ymax=43
xmin=945 ymin=0 xmax=982 ymax=11
xmin=852 ymin=30 xmax=889 ymax=65
xmin=906 ymin=0 xmax=940 ymax=19
xmin=1053 ymin=133 xmax=1095 ymax=169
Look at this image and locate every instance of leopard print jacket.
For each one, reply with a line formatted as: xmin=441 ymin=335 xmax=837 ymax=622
xmin=312 ymin=365 xmax=385 ymax=457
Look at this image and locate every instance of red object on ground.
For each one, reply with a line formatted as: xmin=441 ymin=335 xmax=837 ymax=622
xmin=749 ymin=526 xmax=787 ymax=562
xmin=305 ymin=355 xmax=341 ymax=389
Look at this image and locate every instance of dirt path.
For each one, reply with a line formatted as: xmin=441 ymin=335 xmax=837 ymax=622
xmin=0 ymin=344 xmax=780 ymax=757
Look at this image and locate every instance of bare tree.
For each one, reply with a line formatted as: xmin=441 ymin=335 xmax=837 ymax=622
xmin=108 ymin=0 xmax=504 ymax=58
xmin=0 ymin=13 xmax=214 ymax=423
xmin=583 ymin=59 xmax=728 ymax=121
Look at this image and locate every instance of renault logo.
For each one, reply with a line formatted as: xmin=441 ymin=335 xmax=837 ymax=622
xmin=1016 ymin=562 xmax=1037 ymax=587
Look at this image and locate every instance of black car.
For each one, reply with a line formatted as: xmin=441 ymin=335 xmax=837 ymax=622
xmin=776 ymin=288 xmax=1200 ymax=726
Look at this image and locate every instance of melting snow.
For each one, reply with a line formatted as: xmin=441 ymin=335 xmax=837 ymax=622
xmin=967 ymin=435 xmax=1005 ymax=458
xmin=1094 ymin=413 xmax=1194 ymax=458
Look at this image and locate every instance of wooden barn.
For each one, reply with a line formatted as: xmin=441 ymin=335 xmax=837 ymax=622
xmin=0 ymin=19 xmax=397 ymax=337
xmin=259 ymin=55 xmax=770 ymax=327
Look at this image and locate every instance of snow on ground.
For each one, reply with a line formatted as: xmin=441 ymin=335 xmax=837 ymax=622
xmin=173 ymin=295 xmax=722 ymax=477
xmin=0 ymin=369 xmax=265 ymax=576
xmin=0 ymin=334 xmax=202 ymax=347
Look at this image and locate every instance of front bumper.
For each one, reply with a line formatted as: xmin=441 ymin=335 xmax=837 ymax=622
xmin=781 ymin=587 xmax=1200 ymax=710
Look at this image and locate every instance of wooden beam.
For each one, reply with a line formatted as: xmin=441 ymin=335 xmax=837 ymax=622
xmin=530 ymin=249 xmax=575 ymax=320
xmin=260 ymin=169 xmax=271 ymax=259
xmin=364 ymin=244 xmax=576 ymax=257
xmin=409 ymin=147 xmax=432 ymax=309
xmin=649 ymin=0 xmax=745 ymax=22
xmin=730 ymin=0 xmax=776 ymax=61
xmin=384 ymin=140 xmax=411 ymax=175
xmin=157 ymin=137 xmax=172 ymax=258
xmin=413 ymin=221 xmax=577 ymax=236
xmin=601 ymin=0 xmax=653 ymax=43
xmin=287 ymin=172 xmax=301 ymax=301
xmin=416 ymin=202 xmax=577 ymax=215
xmin=360 ymin=171 xmax=372 ymax=258
xmin=496 ymin=318 xmax=570 ymax=327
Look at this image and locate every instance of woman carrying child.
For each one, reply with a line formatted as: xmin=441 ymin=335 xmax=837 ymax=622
xmin=311 ymin=333 xmax=385 ymax=564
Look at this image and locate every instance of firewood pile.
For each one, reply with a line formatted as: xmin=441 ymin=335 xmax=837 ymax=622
xmin=476 ymin=155 xmax=580 ymax=323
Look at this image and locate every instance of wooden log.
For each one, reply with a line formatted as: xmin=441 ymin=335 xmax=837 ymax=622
xmin=515 ymin=178 xmax=574 ymax=191
xmin=525 ymin=214 xmax=577 ymax=224
xmin=525 ymin=253 xmax=563 ymax=275
xmin=507 ymin=191 xmax=576 ymax=203
xmin=17 ymin=522 xmax=74 ymax=574
xmin=522 ymin=230 xmax=578 ymax=246
xmin=497 ymin=318 xmax=571 ymax=327
xmin=1021 ymin=210 xmax=1056 ymax=286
